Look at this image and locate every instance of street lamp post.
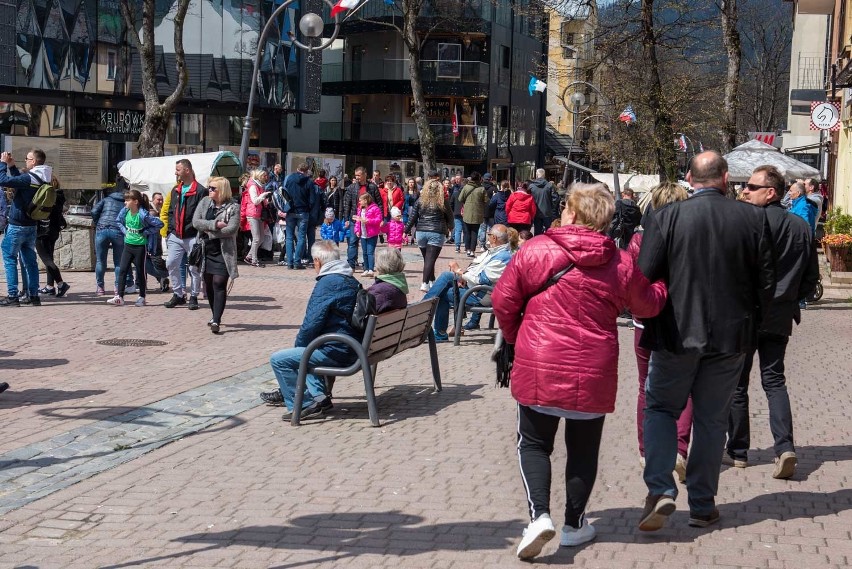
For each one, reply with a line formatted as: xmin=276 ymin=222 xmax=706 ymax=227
xmin=560 ymin=81 xmax=620 ymax=194
xmin=238 ymin=0 xmax=341 ymax=169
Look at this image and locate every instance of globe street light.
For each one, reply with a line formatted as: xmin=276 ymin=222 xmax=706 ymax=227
xmin=239 ymin=0 xmax=341 ymax=169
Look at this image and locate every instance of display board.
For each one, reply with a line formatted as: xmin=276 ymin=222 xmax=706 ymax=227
xmin=219 ymin=146 xmax=281 ymax=171
xmin=287 ymin=153 xmax=346 ymax=180
xmin=1 ymin=135 xmax=106 ymax=190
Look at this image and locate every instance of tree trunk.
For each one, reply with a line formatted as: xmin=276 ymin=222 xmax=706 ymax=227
xmin=402 ymin=0 xmax=437 ymax=172
xmin=120 ymin=0 xmax=190 ymax=158
xmin=720 ymin=0 xmax=741 ymax=153
xmin=640 ymin=0 xmax=677 ymax=181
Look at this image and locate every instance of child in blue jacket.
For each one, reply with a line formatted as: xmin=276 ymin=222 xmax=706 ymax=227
xmin=319 ymin=207 xmax=345 ymax=245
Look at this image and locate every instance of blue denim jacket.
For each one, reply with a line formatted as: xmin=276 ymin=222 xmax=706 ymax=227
xmin=116 ymin=207 xmax=165 ymax=253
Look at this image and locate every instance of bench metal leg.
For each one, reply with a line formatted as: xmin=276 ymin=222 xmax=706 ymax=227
xmin=364 ymin=361 xmax=380 ymax=427
xmin=428 ymin=329 xmax=443 ymax=392
xmin=324 ymin=376 xmax=336 ymax=397
xmin=291 ymin=355 xmax=310 ymax=426
xmin=453 ymin=303 xmax=465 ymax=346
xmin=489 ymin=313 xmax=496 ymax=329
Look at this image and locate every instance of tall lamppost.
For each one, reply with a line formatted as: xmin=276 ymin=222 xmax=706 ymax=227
xmin=560 ymin=81 xmax=620 ymax=194
xmin=239 ymin=0 xmax=341 ymax=168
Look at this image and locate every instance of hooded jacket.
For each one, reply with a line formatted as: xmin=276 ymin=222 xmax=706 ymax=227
xmin=296 ymin=259 xmax=362 ymax=364
xmin=368 ymin=272 xmax=409 ymax=313
xmin=489 ymin=189 xmax=511 ymax=225
xmin=492 ymin=225 xmax=667 ymax=413
xmin=530 ymin=178 xmax=558 ymax=219
xmin=92 ymin=189 xmax=127 ymax=231
xmin=505 ymin=190 xmax=537 ymax=225
xmin=0 ymin=163 xmax=53 ymax=227
xmin=283 ymin=171 xmax=318 ymax=214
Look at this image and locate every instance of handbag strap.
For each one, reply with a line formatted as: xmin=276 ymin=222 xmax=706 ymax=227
xmin=521 ymin=238 xmax=576 ymax=314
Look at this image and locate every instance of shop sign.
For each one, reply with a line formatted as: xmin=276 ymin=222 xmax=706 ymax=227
xmin=409 ymin=97 xmax=451 ymax=119
xmin=99 ymin=109 xmax=145 ymax=134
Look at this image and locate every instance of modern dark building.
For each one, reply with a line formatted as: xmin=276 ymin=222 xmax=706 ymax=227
xmin=0 ymin=0 xmax=322 ymax=184
xmin=315 ymin=0 xmax=548 ymax=180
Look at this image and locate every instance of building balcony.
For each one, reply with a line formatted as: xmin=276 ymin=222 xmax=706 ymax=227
xmin=319 ymin=121 xmax=488 ymax=162
xmin=322 ymin=59 xmax=490 ymax=97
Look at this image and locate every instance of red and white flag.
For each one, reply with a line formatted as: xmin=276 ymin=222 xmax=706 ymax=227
xmin=331 ymin=0 xmax=361 ymax=17
xmin=452 ymin=104 xmax=459 ymax=137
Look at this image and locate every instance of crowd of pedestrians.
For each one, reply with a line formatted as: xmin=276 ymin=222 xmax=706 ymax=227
xmin=0 ymin=148 xmax=824 ymax=562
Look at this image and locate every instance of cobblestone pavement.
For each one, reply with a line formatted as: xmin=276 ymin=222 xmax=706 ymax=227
xmin=1 ymin=247 xmax=851 ymax=568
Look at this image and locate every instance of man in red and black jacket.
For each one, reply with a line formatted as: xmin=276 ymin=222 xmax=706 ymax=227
xmin=164 ymin=158 xmax=208 ymax=310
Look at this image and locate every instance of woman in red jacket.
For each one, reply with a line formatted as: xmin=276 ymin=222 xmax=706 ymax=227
xmin=504 ymin=181 xmax=537 ymax=232
xmin=492 ymin=183 xmax=667 ymax=560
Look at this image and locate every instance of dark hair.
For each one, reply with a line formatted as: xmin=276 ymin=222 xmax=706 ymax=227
xmin=151 ymin=192 xmax=163 ymax=200
xmin=123 ymin=189 xmax=146 ymax=208
xmin=385 ymin=175 xmax=396 ymax=183
xmin=469 ymin=171 xmax=481 ymax=183
xmin=319 ymin=169 xmax=327 ymax=177
xmin=519 ymin=230 xmax=533 ymax=241
xmin=29 ymin=148 xmax=46 ymax=165
xmin=752 ymin=165 xmax=786 ymax=199
xmin=175 ymin=158 xmax=193 ymax=171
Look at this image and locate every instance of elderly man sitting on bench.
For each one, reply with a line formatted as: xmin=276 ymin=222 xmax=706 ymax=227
xmin=423 ymin=224 xmax=514 ymax=342
xmin=260 ymin=240 xmax=362 ymax=420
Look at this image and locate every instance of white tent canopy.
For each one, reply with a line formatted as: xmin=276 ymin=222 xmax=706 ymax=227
xmin=591 ymin=172 xmax=660 ymax=194
xmin=118 ymin=151 xmax=242 ymax=196
xmin=724 ymin=140 xmax=820 ymax=182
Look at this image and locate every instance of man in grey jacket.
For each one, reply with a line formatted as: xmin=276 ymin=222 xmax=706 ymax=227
xmin=530 ymin=169 xmax=558 ymax=235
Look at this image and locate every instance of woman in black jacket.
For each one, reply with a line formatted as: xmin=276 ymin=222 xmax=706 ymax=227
xmin=404 ymin=180 xmax=453 ymax=292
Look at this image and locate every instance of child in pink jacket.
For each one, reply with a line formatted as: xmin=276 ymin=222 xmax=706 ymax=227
xmin=383 ymin=206 xmax=406 ymax=250
xmin=352 ymin=193 xmax=384 ymax=276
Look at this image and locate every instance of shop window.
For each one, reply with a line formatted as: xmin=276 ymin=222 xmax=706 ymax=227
xmin=107 ymin=51 xmax=116 ymax=81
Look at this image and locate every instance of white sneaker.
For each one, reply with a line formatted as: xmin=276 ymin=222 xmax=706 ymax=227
xmin=560 ymin=518 xmax=596 ymax=547
xmin=517 ymin=513 xmax=556 ymax=560
xmin=126 ymin=285 xmax=138 ymax=294
xmin=106 ymin=295 xmax=124 ymax=306
xmin=420 ymin=282 xmax=430 ymax=292
xmin=135 ymin=297 xmax=146 ymax=307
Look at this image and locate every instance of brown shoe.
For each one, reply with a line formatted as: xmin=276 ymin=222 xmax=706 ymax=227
xmin=772 ymin=451 xmax=797 ymax=479
xmin=638 ymin=494 xmax=676 ymax=532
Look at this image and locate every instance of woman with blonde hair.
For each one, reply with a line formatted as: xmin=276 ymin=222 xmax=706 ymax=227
xmin=192 ymin=177 xmax=241 ymax=334
xmin=492 ymin=183 xmax=667 ymax=559
xmin=404 ymin=179 xmax=454 ymax=291
xmin=243 ymin=169 xmax=270 ymax=267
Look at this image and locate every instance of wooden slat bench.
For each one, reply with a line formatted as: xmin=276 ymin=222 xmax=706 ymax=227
xmin=291 ymin=298 xmax=442 ymax=426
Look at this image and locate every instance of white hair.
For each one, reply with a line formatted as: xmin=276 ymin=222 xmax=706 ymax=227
xmin=311 ymin=240 xmax=341 ymax=265
xmin=536 ymin=168 xmax=546 ymax=179
xmin=375 ymin=247 xmax=406 ymax=275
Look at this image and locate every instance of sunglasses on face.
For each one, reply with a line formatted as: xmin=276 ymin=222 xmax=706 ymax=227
xmin=745 ymin=184 xmax=774 ymax=192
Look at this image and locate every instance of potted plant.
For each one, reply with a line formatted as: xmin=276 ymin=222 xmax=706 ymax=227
xmin=822 ymin=207 xmax=852 ymax=272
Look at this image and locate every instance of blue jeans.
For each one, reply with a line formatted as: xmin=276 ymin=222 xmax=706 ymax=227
xmin=453 ymin=217 xmax=464 ymax=249
xmin=2 ymin=225 xmax=39 ymax=297
xmin=643 ymin=350 xmax=745 ymax=515
xmin=423 ymin=271 xmax=482 ymax=335
xmin=270 ymin=347 xmax=337 ymax=411
xmin=285 ymin=212 xmax=309 ymax=267
xmin=95 ymin=228 xmax=129 ymax=289
xmin=346 ymin=225 xmax=360 ymax=269
xmin=361 ymin=236 xmax=377 ymax=271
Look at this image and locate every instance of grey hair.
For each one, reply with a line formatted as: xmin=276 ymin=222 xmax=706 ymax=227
xmin=374 ymin=247 xmax=406 ymax=275
xmin=490 ymin=224 xmax=509 ymax=244
xmin=311 ymin=240 xmax=341 ymax=265
xmin=536 ymin=168 xmax=546 ymax=178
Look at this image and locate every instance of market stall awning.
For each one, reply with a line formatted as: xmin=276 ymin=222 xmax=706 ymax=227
xmin=118 ymin=151 xmax=242 ymax=195
xmin=724 ymin=140 xmax=820 ymax=183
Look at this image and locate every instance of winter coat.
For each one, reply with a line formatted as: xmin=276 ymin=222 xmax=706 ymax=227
xmin=483 ymin=181 xmax=497 ymax=222
xmin=342 ymin=181 xmax=381 ymax=223
xmin=383 ymin=219 xmax=406 ymax=247
xmin=492 ymin=225 xmax=667 ymax=414
xmin=529 ymin=178 xmax=558 ymax=219
xmin=296 ymin=259 xmax=362 ymax=364
xmin=459 ymin=183 xmax=487 ymax=225
xmin=368 ymin=272 xmax=409 ymax=314
xmin=116 ymin=206 xmax=164 ymax=255
xmin=789 ymin=195 xmax=817 ymax=236
xmin=192 ymin=196 xmax=241 ymax=280
xmin=320 ymin=219 xmax=345 ymax=242
xmin=489 ymin=189 xmax=511 ymax=225
xmin=505 ymin=190 xmax=537 ymax=225
xmin=283 ymin=172 xmax=317 ymax=214
xmin=92 ymin=190 xmax=126 ymax=231
xmin=354 ymin=203 xmax=384 ymax=238
xmin=449 ymin=186 xmax=464 ymax=217
xmin=309 ymin=183 xmax=327 ymax=226
xmin=404 ymin=200 xmax=454 ymax=235
xmin=244 ymin=179 xmax=268 ymax=219
xmin=166 ymin=180 xmax=208 ymax=239
xmin=379 ymin=185 xmax=404 ymax=218
xmin=239 ymin=189 xmax=251 ymax=232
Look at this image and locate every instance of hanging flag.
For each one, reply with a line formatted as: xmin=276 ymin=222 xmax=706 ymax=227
xmin=331 ymin=0 xmax=362 ymax=17
xmin=452 ymin=104 xmax=460 ymax=137
xmin=618 ymin=106 xmax=636 ymax=125
xmin=528 ymin=76 xmax=547 ymax=96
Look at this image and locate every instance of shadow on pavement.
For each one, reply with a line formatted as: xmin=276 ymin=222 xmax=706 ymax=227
xmin=324 ymin=383 xmax=485 ymax=426
xmin=0 ymin=358 xmax=69 ymax=369
xmin=101 ymin=511 xmax=524 ymax=569
xmin=787 ymin=444 xmax=852 ymax=479
xmin=36 ymin=405 xmax=247 ymax=429
xmin=219 ymin=323 xmax=300 ymax=334
xmin=225 ymin=303 xmax=283 ymax=311
xmin=228 ymin=295 xmax=278 ymax=302
xmin=0 ymin=350 xmax=15 ymax=357
xmin=0 ymin=388 xmax=105 ymax=408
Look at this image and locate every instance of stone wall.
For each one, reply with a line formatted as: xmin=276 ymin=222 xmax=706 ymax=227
xmin=56 ymin=216 xmax=95 ymax=272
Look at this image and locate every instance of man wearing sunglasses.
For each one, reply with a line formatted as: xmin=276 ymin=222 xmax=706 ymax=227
xmin=636 ymin=151 xmax=776 ymax=531
xmin=725 ymin=165 xmax=819 ymax=480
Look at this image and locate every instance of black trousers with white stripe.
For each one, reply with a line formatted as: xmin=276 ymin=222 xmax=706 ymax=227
xmin=517 ymin=404 xmax=605 ymax=528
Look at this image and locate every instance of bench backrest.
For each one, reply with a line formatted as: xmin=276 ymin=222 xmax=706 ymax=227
xmin=364 ymin=298 xmax=438 ymax=366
